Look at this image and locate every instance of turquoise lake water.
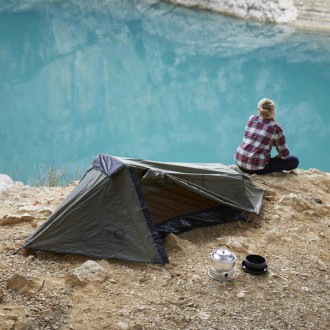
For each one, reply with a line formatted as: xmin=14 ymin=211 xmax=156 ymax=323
xmin=1 ymin=0 xmax=330 ymax=184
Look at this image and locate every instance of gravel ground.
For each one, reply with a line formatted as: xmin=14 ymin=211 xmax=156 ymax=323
xmin=0 ymin=169 xmax=329 ymax=330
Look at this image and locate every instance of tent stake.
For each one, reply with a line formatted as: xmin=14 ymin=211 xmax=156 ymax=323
xmin=163 ymin=264 xmax=174 ymax=277
xmin=12 ymin=247 xmax=22 ymax=255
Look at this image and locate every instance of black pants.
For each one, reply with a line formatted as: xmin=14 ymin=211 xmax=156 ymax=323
xmin=238 ymin=156 xmax=299 ymax=175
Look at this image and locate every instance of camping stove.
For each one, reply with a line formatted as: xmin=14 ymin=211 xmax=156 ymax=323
xmin=208 ymin=249 xmax=236 ymax=282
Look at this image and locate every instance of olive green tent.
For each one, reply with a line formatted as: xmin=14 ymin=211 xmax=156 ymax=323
xmin=23 ymin=154 xmax=263 ymax=264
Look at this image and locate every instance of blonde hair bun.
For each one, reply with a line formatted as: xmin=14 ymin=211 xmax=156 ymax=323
xmin=258 ymin=98 xmax=275 ymax=119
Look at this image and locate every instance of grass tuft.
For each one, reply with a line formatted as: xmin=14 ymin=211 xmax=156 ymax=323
xmin=29 ymin=162 xmax=83 ymax=187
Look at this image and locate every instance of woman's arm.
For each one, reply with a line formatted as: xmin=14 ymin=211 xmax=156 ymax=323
xmin=273 ymin=124 xmax=290 ymax=159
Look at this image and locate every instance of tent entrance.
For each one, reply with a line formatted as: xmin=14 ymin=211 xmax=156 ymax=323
xmin=140 ymin=176 xmax=220 ymax=225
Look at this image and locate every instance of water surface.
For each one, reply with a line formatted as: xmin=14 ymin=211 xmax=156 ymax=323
xmin=1 ymin=0 xmax=330 ymax=183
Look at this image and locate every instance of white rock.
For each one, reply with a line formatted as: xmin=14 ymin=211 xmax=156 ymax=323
xmin=0 ymin=174 xmax=14 ymax=194
xmin=197 ymin=311 xmax=210 ymax=320
xmin=279 ymin=193 xmax=311 ymax=212
xmin=65 ymin=260 xmax=108 ymax=286
xmin=226 ymin=237 xmax=248 ymax=253
xmin=316 ymin=259 xmax=326 ymax=271
xmin=116 ymin=321 xmax=129 ymax=330
xmin=237 ymin=290 xmax=246 ymax=298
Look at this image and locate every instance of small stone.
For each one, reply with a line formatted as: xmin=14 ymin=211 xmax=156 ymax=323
xmin=273 ymin=214 xmax=280 ymax=220
xmin=226 ymin=238 xmax=247 ymax=252
xmin=163 ymin=233 xmax=196 ymax=254
xmin=116 ymin=321 xmax=129 ymax=330
xmin=6 ymin=274 xmax=42 ymax=296
xmin=316 ymin=259 xmax=326 ymax=271
xmin=197 ymin=311 xmax=210 ymax=320
xmin=65 ymin=260 xmax=108 ymax=287
xmin=237 ymin=291 xmax=246 ymax=298
xmin=264 ymin=227 xmax=279 ymax=242
xmin=215 ymin=237 xmax=227 ymax=245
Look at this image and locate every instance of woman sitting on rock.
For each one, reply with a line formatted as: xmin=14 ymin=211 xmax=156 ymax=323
xmin=235 ymin=98 xmax=299 ymax=175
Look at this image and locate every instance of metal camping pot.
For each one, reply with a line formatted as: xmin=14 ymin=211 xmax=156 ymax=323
xmin=208 ymin=249 xmax=236 ymax=281
xmin=210 ymin=249 xmax=236 ymax=272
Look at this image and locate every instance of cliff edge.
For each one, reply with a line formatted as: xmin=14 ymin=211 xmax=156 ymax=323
xmin=0 ymin=169 xmax=329 ymax=329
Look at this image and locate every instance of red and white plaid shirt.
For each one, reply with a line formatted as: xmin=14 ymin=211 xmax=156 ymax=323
xmin=235 ymin=115 xmax=289 ymax=170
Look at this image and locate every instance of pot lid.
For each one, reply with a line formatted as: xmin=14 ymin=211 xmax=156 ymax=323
xmin=211 ymin=249 xmax=235 ymax=261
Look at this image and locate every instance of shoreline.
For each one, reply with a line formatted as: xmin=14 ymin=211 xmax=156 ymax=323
xmin=166 ymin=0 xmax=330 ymax=33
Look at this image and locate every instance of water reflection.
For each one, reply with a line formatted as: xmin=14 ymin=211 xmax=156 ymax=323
xmin=0 ymin=0 xmax=329 ymax=182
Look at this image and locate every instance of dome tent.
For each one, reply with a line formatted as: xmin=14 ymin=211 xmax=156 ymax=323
xmin=23 ymin=154 xmax=264 ymax=264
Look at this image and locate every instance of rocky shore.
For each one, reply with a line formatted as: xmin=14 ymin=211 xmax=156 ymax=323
xmin=0 ymin=169 xmax=329 ymax=329
xmin=167 ymin=0 xmax=330 ymax=31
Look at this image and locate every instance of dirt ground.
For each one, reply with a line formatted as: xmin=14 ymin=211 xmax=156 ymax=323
xmin=0 ymin=168 xmax=329 ymax=330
